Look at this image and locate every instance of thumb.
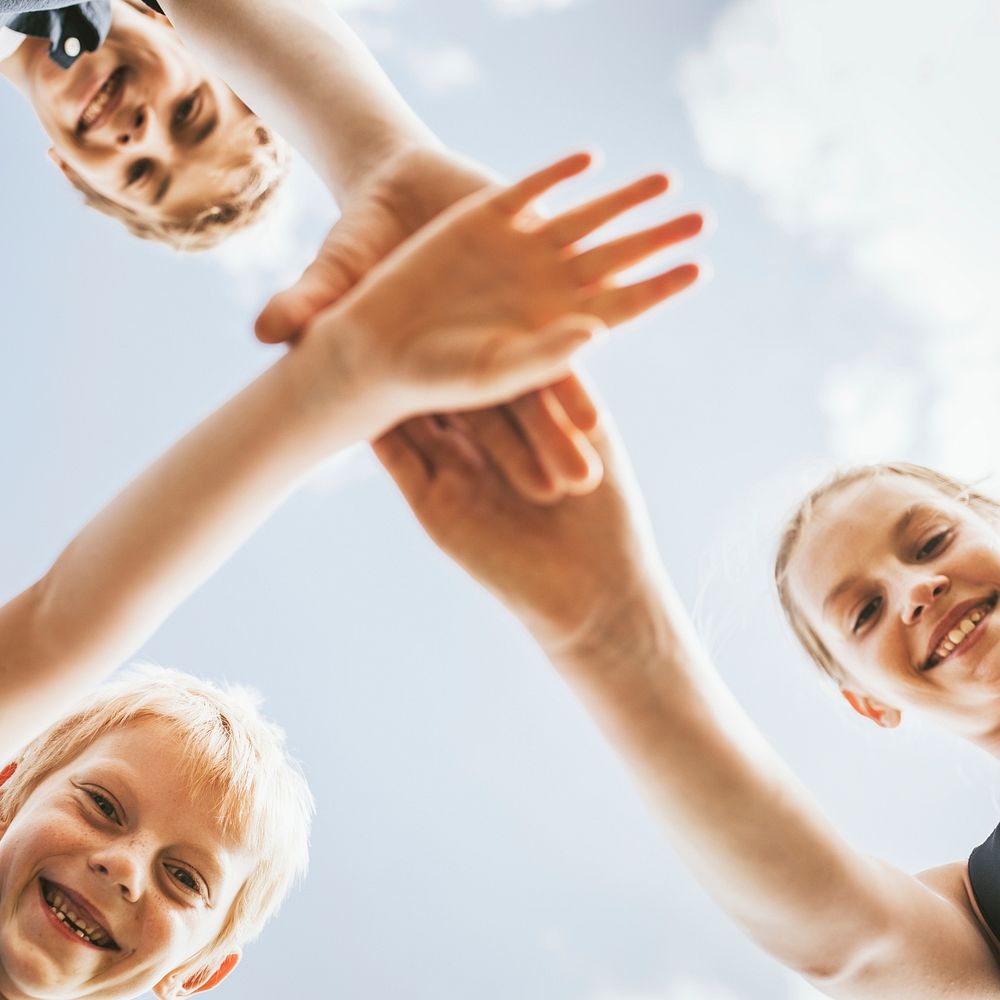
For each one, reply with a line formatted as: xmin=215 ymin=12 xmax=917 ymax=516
xmin=255 ymin=269 xmax=347 ymax=344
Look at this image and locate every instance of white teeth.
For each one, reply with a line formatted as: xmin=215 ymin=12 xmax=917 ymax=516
xmin=43 ymin=884 xmax=111 ymax=946
xmin=932 ymin=603 xmax=993 ymax=662
xmin=79 ymin=70 xmax=122 ymax=130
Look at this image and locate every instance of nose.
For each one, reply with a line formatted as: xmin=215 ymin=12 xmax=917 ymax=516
xmin=902 ymin=573 xmax=950 ymax=625
xmin=89 ymin=841 xmax=147 ymax=901
xmin=116 ymin=105 xmax=148 ymax=147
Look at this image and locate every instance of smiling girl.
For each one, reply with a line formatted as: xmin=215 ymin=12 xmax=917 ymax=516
xmin=374 ymin=416 xmax=1000 ymax=999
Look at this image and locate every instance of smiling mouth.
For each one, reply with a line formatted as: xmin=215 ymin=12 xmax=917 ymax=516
xmin=923 ymin=592 xmax=999 ymax=670
xmin=77 ymin=66 xmax=127 ymax=135
xmin=39 ymin=878 xmax=119 ymax=950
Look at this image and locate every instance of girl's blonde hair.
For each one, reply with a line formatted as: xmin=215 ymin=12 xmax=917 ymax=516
xmin=0 ymin=665 xmax=314 ymax=989
xmin=774 ymin=462 xmax=1000 ymax=683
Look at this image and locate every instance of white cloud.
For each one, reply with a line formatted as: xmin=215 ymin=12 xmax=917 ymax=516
xmin=492 ymin=0 xmax=576 ymax=15
xmin=405 ymin=44 xmax=480 ymax=95
xmin=818 ymin=361 xmax=921 ymax=463
xmin=679 ymin=0 xmax=1000 ymax=475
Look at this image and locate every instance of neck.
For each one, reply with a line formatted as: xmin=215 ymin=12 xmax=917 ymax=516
xmin=971 ymin=719 xmax=1000 ymax=758
xmin=935 ymin=697 xmax=1000 ymax=758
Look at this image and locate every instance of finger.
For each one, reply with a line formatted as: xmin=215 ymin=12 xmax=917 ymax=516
xmin=482 ymin=314 xmax=604 ymax=402
xmin=582 ymin=263 xmax=700 ymax=327
xmin=549 ymin=372 xmax=600 ymax=432
xmin=544 ymin=173 xmax=669 ymax=246
xmin=255 ymin=270 xmax=346 ymax=344
xmin=509 ymin=389 xmax=603 ymax=493
xmin=461 ymin=406 xmax=561 ymax=503
xmin=569 ymin=213 xmax=703 ymax=286
xmin=373 ymin=422 xmax=433 ymax=490
xmin=491 ymin=152 xmax=593 ymax=216
xmin=403 ymin=415 xmax=484 ymax=477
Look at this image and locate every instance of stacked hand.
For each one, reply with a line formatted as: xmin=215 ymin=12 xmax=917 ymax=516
xmin=373 ymin=399 xmax=664 ymax=656
xmin=257 ymin=146 xmax=701 ymax=499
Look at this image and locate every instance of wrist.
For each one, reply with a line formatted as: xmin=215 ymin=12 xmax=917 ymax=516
xmin=292 ymin=305 xmax=391 ymax=440
xmin=537 ymin=571 xmax=706 ymax=711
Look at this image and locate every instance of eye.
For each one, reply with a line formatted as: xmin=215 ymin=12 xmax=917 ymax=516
xmin=853 ymin=595 xmax=882 ymax=633
xmin=166 ymin=863 xmax=205 ymax=896
xmin=86 ymin=789 xmax=121 ymax=823
xmin=125 ymin=158 xmax=152 ymax=186
xmin=916 ymin=530 xmax=950 ymax=561
xmin=173 ymin=92 xmax=198 ymax=129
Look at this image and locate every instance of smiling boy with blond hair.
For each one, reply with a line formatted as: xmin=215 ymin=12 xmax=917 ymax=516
xmin=0 ymin=667 xmax=313 ymax=999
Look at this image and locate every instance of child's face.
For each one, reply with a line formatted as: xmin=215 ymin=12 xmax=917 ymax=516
xmin=788 ymin=475 xmax=1000 ymax=734
xmin=23 ymin=0 xmax=261 ymax=223
xmin=0 ymin=719 xmax=253 ymax=1000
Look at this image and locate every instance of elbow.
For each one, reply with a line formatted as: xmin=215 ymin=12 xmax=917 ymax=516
xmin=791 ymin=912 xmax=898 ymax=995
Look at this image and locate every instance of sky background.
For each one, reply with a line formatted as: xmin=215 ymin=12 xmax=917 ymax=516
xmin=2 ymin=1 xmax=1000 ymax=997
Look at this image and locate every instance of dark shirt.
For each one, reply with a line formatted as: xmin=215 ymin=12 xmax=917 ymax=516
xmin=969 ymin=824 xmax=1000 ymax=940
xmin=1 ymin=0 xmax=162 ymax=70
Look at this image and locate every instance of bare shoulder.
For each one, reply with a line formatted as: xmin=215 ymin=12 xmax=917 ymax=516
xmin=918 ymin=860 xmax=1000 ymax=955
xmin=803 ymin=859 xmax=1000 ymax=999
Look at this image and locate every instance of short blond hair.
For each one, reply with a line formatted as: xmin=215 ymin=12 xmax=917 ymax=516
xmin=0 ymin=665 xmax=313 ymax=987
xmin=66 ymin=123 xmax=291 ymax=252
xmin=774 ymin=462 xmax=1000 ymax=684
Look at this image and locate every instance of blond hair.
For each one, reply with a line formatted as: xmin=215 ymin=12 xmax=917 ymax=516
xmin=0 ymin=665 xmax=313 ymax=988
xmin=63 ymin=0 xmax=292 ymax=251
xmin=774 ymin=462 xmax=1000 ymax=683
xmin=66 ymin=123 xmax=291 ymax=252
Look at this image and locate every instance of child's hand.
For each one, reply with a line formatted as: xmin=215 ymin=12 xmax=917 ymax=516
xmin=372 ymin=393 xmax=661 ymax=654
xmin=256 ymin=147 xmax=609 ymax=503
xmin=310 ymin=153 xmax=701 ymax=426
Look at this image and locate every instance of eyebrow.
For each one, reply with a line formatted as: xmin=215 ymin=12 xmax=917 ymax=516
xmin=151 ymin=112 xmax=220 ymax=208
xmin=153 ymin=174 xmax=172 ymax=206
xmin=821 ymin=503 xmax=940 ymax=617
xmin=192 ymin=114 xmax=219 ymax=146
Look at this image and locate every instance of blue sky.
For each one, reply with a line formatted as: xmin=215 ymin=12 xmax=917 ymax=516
xmin=2 ymin=1 xmax=999 ymax=997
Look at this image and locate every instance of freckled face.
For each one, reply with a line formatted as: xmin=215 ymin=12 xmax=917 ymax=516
xmin=0 ymin=721 xmax=252 ymax=1000
xmin=787 ymin=476 xmax=1000 ymax=732
xmin=23 ymin=0 xmax=257 ymax=221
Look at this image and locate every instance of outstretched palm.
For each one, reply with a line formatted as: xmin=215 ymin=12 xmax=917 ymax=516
xmin=256 ymin=146 xmax=699 ymax=501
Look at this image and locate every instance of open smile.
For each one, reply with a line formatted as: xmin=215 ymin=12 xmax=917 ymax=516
xmin=922 ymin=592 xmax=998 ymax=670
xmin=77 ymin=66 xmax=128 ymax=136
xmin=38 ymin=877 xmax=119 ymax=950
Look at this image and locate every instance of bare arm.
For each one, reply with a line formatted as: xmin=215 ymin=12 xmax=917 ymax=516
xmin=156 ymin=0 xmax=437 ymax=203
xmin=0 ymin=159 xmax=687 ymax=764
xmin=0 ymin=345 xmax=369 ymax=763
xmin=374 ymin=412 xmax=1000 ymax=999
xmin=556 ymin=583 xmax=1000 ymax=998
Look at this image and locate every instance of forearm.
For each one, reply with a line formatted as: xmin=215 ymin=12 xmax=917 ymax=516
xmin=159 ymin=0 xmax=439 ymax=202
xmin=0 ymin=330 xmax=378 ymax=761
xmin=538 ymin=574 xmax=900 ymax=982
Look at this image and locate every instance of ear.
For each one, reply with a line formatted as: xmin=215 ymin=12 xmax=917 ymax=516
xmin=840 ymin=688 xmax=902 ymax=729
xmin=153 ymin=953 xmax=240 ymax=999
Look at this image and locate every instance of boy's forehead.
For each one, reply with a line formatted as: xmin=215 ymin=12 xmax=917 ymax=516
xmin=65 ymin=722 xmax=240 ymax=841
